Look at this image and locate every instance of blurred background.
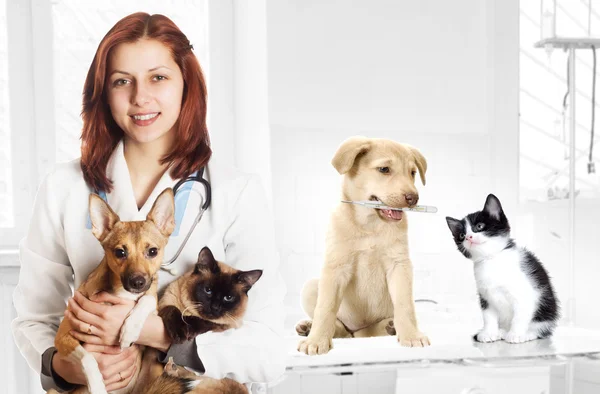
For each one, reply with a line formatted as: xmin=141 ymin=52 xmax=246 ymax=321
xmin=1 ymin=0 xmax=599 ymax=393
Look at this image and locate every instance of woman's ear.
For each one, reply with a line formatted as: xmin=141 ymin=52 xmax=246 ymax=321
xmin=331 ymin=136 xmax=371 ymax=174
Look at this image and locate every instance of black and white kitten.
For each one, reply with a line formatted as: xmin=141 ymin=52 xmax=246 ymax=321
xmin=445 ymin=194 xmax=559 ymax=343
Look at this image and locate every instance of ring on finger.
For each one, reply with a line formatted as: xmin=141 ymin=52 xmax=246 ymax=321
xmin=87 ymin=323 xmax=94 ymax=335
xmin=118 ymin=371 xmax=123 ymax=382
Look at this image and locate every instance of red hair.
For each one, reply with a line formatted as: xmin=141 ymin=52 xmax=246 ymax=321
xmin=80 ymin=12 xmax=211 ymax=192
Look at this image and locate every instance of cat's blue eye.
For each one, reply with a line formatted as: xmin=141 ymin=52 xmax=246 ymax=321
xmin=223 ymin=295 xmax=234 ymax=302
xmin=204 ymin=287 xmax=212 ymax=295
xmin=459 ymin=233 xmax=465 ymax=241
xmin=476 ymin=223 xmax=485 ymax=231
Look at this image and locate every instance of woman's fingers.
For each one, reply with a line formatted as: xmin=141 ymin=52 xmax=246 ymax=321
xmin=104 ymin=360 xmax=137 ymax=390
xmin=67 ymin=298 xmax=103 ymax=328
xmin=73 ymin=291 xmax=108 ymax=317
xmin=82 ymin=343 xmax=123 ymax=355
xmin=90 ymin=291 xmax=127 ymax=305
xmin=69 ymin=329 xmax=105 ymax=345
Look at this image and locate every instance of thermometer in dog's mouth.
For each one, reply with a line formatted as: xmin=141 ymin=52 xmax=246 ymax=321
xmin=341 ymin=200 xmax=438 ymax=213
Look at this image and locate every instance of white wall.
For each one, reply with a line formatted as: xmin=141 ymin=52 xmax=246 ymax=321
xmin=266 ymin=0 xmax=520 ymax=330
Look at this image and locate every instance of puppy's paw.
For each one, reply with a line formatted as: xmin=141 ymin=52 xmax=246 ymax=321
xmin=385 ymin=320 xmax=396 ymax=336
xmin=87 ymin=380 xmax=108 ymax=394
xmin=295 ymin=320 xmax=312 ymax=337
xmin=397 ymin=331 xmax=430 ymax=347
xmin=474 ymin=329 xmax=502 ymax=343
xmin=504 ymin=331 xmax=537 ymax=344
xmin=297 ymin=335 xmax=332 ymax=355
xmin=119 ymin=317 xmax=144 ymax=349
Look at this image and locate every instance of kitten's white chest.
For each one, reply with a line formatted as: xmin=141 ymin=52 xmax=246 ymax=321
xmin=474 ymin=249 xmax=536 ymax=319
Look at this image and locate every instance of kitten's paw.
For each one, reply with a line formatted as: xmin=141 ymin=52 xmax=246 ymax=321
xmin=397 ymin=331 xmax=430 ymax=347
xmin=504 ymin=331 xmax=537 ymax=344
xmin=295 ymin=320 xmax=312 ymax=337
xmin=297 ymin=335 xmax=332 ymax=355
xmin=385 ymin=320 xmax=396 ymax=336
xmin=474 ymin=330 xmax=502 ymax=343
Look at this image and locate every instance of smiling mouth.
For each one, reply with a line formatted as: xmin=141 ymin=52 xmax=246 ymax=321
xmin=370 ymin=195 xmax=403 ymax=221
xmin=130 ymin=112 xmax=161 ymax=126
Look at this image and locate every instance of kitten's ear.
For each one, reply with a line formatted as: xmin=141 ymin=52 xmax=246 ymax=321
xmin=89 ymin=194 xmax=120 ymax=242
xmin=195 ymin=247 xmax=217 ymax=273
xmin=237 ymin=270 xmax=263 ymax=288
xmin=483 ymin=194 xmax=504 ymax=220
xmin=445 ymin=217 xmax=463 ymax=237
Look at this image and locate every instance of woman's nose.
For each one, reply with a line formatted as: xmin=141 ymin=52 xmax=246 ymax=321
xmin=132 ymin=84 xmax=151 ymax=106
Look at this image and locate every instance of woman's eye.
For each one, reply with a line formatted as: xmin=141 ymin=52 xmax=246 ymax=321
xmin=459 ymin=233 xmax=465 ymax=241
xmin=223 ymin=295 xmax=234 ymax=302
xmin=114 ymin=248 xmax=127 ymax=259
xmin=378 ymin=167 xmax=390 ymax=174
xmin=148 ymin=248 xmax=158 ymax=257
xmin=113 ymin=79 xmax=129 ymax=87
xmin=204 ymin=287 xmax=212 ymax=295
xmin=476 ymin=223 xmax=485 ymax=230
xmin=153 ymin=75 xmax=167 ymax=81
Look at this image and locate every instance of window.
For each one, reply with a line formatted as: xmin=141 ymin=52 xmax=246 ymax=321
xmin=0 ymin=0 xmax=209 ymax=248
xmin=520 ymin=0 xmax=600 ymax=202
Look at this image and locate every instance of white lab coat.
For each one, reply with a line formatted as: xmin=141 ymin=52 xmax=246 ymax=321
xmin=11 ymin=141 xmax=287 ymax=385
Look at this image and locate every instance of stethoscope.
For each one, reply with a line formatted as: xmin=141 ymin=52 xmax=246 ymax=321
xmin=86 ymin=167 xmax=211 ymax=276
xmin=161 ymin=167 xmax=211 ymax=275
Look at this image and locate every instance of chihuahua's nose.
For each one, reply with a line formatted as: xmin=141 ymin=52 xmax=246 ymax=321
xmin=405 ymin=193 xmax=418 ymax=206
xmin=126 ymin=274 xmax=148 ymax=292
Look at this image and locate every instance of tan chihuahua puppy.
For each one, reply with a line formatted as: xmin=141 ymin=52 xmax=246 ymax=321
xmin=52 ymin=188 xmax=175 ymax=394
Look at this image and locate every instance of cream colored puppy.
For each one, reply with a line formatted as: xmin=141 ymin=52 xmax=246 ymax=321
xmin=297 ymin=136 xmax=431 ymax=355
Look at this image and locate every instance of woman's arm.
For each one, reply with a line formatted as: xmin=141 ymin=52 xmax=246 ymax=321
xmin=11 ymin=171 xmax=77 ymax=391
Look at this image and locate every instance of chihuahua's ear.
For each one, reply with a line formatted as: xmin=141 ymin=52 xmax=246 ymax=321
xmin=147 ymin=188 xmax=175 ymax=236
xmin=89 ymin=194 xmax=120 ymax=242
xmin=406 ymin=144 xmax=427 ymax=186
xmin=195 ymin=246 xmax=218 ymax=273
xmin=237 ymin=270 xmax=263 ymax=288
xmin=331 ymin=136 xmax=371 ymax=175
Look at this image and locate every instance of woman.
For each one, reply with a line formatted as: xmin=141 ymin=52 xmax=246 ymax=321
xmin=12 ymin=12 xmax=286 ymax=393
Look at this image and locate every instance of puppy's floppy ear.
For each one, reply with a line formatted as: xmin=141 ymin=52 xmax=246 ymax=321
xmin=195 ymin=246 xmax=218 ymax=273
xmin=89 ymin=193 xmax=120 ymax=242
xmin=147 ymin=188 xmax=175 ymax=236
xmin=406 ymin=144 xmax=427 ymax=186
xmin=331 ymin=136 xmax=371 ymax=174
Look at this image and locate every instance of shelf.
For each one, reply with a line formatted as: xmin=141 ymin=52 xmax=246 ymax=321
xmin=534 ymin=37 xmax=600 ymax=49
xmin=285 ymin=325 xmax=600 ymax=374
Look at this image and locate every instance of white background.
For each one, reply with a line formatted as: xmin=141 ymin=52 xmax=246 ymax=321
xmin=1 ymin=0 xmax=600 ymax=393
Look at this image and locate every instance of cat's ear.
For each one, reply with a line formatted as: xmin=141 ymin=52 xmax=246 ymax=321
xmin=483 ymin=194 xmax=504 ymax=220
xmin=195 ymin=246 xmax=217 ymax=273
xmin=445 ymin=217 xmax=463 ymax=237
xmin=237 ymin=270 xmax=263 ymax=288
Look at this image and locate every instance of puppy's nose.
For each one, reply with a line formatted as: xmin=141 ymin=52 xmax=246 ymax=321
xmin=127 ymin=274 xmax=147 ymax=292
xmin=404 ymin=193 xmax=418 ymax=206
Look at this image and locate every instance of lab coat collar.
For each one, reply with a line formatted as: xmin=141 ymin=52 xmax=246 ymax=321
xmin=105 ymin=140 xmax=178 ymax=222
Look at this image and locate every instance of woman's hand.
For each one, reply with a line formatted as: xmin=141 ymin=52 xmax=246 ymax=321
xmin=65 ymin=291 xmax=136 ymax=346
xmin=52 ymin=343 xmax=140 ymax=391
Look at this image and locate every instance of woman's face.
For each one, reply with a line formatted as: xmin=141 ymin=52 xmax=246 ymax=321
xmin=106 ymin=39 xmax=184 ymax=146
